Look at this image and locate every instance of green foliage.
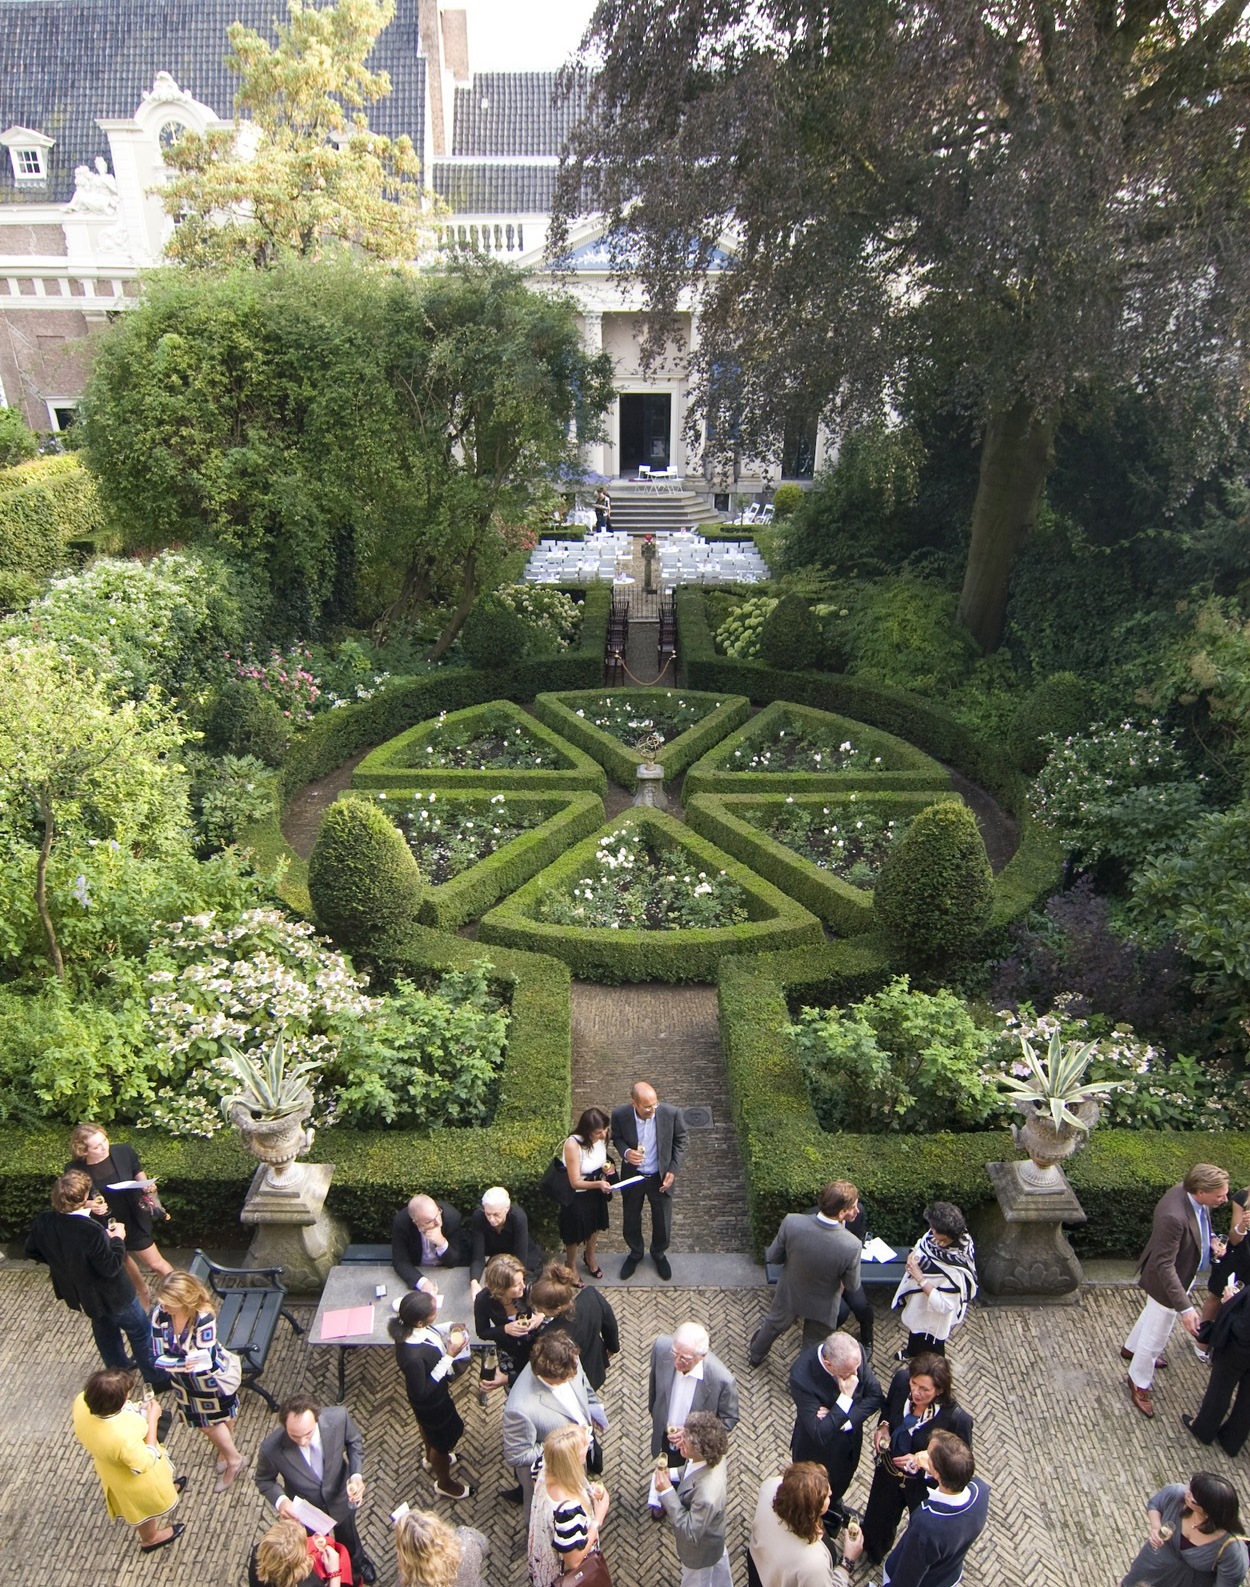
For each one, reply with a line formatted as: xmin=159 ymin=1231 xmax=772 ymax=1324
xmin=759 ymin=592 xmax=821 ymax=672
xmin=204 ymin=682 xmax=291 ymax=766
xmin=493 ymin=585 xmax=582 ymax=655
xmin=874 ymin=801 xmax=994 ymax=961
xmin=0 ymin=571 xmax=42 ymax=612
xmin=0 ymin=455 xmax=100 ymax=577
xmin=221 ymin=1029 xmax=321 ymax=1120
xmin=792 ymin=978 xmax=998 ymax=1133
xmin=781 ymin=424 xmax=925 ymax=574
xmin=714 ymin=595 xmax=778 ymax=660
xmin=1008 ymin=671 xmax=1098 ymax=774
xmin=0 ymin=409 xmax=38 ymax=468
xmin=459 ymin=593 xmax=528 ymax=671
xmin=308 ymin=796 xmax=424 ymax=951
xmin=189 ymin=753 xmax=280 ymax=851
xmin=771 ymin=483 xmax=804 ymax=519
xmin=838 ymin=578 xmax=978 ymax=695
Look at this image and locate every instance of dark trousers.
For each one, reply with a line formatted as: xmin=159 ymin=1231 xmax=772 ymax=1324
xmin=330 ymin=1509 xmax=367 ymax=1572
xmin=1191 ymin=1339 xmax=1250 ymax=1454
xmin=746 ymin=1551 xmax=764 ymax=1587
xmin=861 ymin=1462 xmax=926 ymax=1562
xmin=837 ymin=1284 xmax=875 ymax=1350
xmin=90 ymin=1294 xmax=170 ymax=1389
xmin=621 ymin=1172 xmax=672 ymax=1258
xmin=906 ymin=1332 xmax=945 ymax=1358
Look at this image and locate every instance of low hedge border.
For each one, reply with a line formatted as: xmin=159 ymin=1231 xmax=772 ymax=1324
xmin=478 ymin=806 xmax=824 ymax=983
xmin=0 ymin=929 xmax=572 ymax=1247
xmin=530 ymin=688 xmax=750 ymax=788
xmin=683 ymin=698 xmax=950 ymax=798
xmin=686 ymin=790 xmax=961 ymax=933
xmin=352 ymin=700 xmax=608 ymax=794
xmin=362 ymin=789 xmax=606 ymax=929
xmin=718 ymin=950 xmax=1250 ymax=1258
xmin=675 ymin=589 xmax=1062 ymax=927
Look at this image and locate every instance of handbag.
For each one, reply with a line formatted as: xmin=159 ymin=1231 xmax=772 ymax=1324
xmin=557 ymin=1548 xmax=612 ymax=1587
xmin=206 ymin=1345 xmax=243 ymax=1396
xmin=540 ymin=1154 xmax=577 ymax=1209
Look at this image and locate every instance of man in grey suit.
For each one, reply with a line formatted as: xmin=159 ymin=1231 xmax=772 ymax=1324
xmin=749 ymin=1180 xmax=864 ymax=1367
xmin=611 ymin=1080 xmax=689 ymax=1279
xmin=648 ymin=1323 xmax=740 ymax=1460
xmin=654 ymin=1412 xmax=732 ymax=1583
xmin=502 ymin=1329 xmax=608 ymax=1520
xmin=255 ymin=1392 xmax=376 ymax=1584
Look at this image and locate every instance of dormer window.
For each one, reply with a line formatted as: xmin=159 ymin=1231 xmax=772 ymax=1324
xmin=0 ymin=126 xmax=55 ymax=188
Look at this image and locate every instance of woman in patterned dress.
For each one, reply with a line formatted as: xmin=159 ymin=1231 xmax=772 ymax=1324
xmin=527 ymin=1424 xmax=610 ymax=1587
xmin=149 ymin=1269 xmax=248 ymax=1492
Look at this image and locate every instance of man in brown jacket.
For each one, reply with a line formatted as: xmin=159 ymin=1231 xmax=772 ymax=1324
xmin=1123 ymin=1163 xmax=1229 ymax=1418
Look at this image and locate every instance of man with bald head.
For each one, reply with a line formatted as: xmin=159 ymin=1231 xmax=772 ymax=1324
xmin=789 ymin=1331 xmax=883 ymax=1525
xmin=611 ymin=1080 xmax=688 ymax=1280
xmin=390 ymin=1192 xmax=468 ymax=1288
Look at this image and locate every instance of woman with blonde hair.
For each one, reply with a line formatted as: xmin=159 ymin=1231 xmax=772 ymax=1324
xmin=394 ymin=1508 xmax=491 ymax=1587
xmin=473 ymin=1252 xmax=542 ymax=1393
xmin=68 ymin=1122 xmax=173 ymax=1306
xmin=149 ymin=1268 xmax=247 ymax=1491
xmin=527 ymin=1423 xmax=610 ymax=1587
xmin=248 ymin=1516 xmax=321 ymax=1587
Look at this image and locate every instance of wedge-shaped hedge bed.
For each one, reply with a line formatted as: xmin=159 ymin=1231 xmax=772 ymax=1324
xmin=686 ymin=790 xmax=962 ymax=933
xmin=478 ymin=807 xmax=824 ymax=983
xmin=352 ymin=700 xmax=607 ymax=794
xmin=365 ymin=789 xmax=606 ymax=929
xmin=717 ymin=946 xmax=1250 ymax=1258
xmin=531 ymin=688 xmax=750 ymax=788
xmin=683 ymin=700 xmax=950 ymax=797
xmin=0 ymin=928 xmax=572 ymax=1247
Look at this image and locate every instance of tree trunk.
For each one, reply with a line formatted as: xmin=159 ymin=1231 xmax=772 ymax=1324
xmin=957 ymin=400 xmax=1057 ymax=653
xmin=36 ymin=786 xmax=64 ymax=981
xmin=425 ymin=553 xmax=479 ymax=661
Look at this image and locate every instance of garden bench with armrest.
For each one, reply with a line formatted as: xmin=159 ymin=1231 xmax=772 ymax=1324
xmin=188 ymin=1249 xmax=304 ymax=1411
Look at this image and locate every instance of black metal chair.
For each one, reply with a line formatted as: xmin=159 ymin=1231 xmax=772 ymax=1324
xmin=188 ymin=1249 xmax=304 ymax=1410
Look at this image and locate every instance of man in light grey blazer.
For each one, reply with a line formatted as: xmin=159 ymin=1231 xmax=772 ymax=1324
xmin=749 ymin=1180 xmax=864 ymax=1367
xmin=612 ymin=1079 xmax=689 ymax=1279
xmin=502 ymin=1329 xmax=608 ymax=1520
xmin=648 ymin=1323 xmax=740 ymax=1459
xmin=255 ymin=1392 xmax=376 ymax=1583
xmin=654 ymin=1411 xmax=732 ymax=1583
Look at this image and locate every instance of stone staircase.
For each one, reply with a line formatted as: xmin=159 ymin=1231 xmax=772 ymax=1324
xmin=608 ymin=481 xmax=723 ymax=536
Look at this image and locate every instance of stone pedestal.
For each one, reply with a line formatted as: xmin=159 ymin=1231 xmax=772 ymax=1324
xmin=976 ymin=1160 xmax=1087 ymax=1305
xmin=632 ymin=764 xmax=668 ymax=809
xmin=239 ymin=1161 xmax=348 ymax=1293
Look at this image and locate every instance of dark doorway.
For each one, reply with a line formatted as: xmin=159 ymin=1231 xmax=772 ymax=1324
xmin=619 ymin=393 xmax=672 ymax=472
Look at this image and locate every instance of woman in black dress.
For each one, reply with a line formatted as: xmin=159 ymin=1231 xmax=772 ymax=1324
xmin=473 ymin=1253 xmax=542 ymax=1391
xmin=68 ymin=1123 xmax=172 ymax=1305
xmin=559 ymin=1107 xmax=617 ymax=1281
xmin=389 ymin=1290 xmax=474 ymax=1501
xmin=530 ymin=1264 xmax=619 ymax=1392
xmin=860 ymin=1352 xmax=973 ymax=1566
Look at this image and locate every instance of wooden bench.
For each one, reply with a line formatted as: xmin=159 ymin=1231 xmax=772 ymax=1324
xmin=188 ymin=1250 xmax=304 ymax=1410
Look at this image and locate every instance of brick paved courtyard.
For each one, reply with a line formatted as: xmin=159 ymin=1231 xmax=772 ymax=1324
xmin=1 ymin=1263 xmax=1239 ymax=1587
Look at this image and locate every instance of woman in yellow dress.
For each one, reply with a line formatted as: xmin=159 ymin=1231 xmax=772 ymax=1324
xmin=72 ymin=1368 xmax=186 ymax=1553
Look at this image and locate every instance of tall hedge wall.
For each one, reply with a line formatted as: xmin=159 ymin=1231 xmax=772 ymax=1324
xmin=0 ymin=454 xmax=105 ymax=575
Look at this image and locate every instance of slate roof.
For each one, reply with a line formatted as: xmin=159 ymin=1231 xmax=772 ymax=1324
xmin=432 ymin=159 xmax=558 ymax=213
xmin=451 ymin=70 xmax=587 ymax=158
xmin=0 ymin=0 xmax=426 ymax=205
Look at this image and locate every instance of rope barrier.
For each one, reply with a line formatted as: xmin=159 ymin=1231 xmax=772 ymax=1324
xmin=607 ymin=649 xmax=676 ymax=687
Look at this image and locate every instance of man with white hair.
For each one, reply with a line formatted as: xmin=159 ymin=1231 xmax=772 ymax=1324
xmin=648 ymin=1322 xmax=741 ymax=1461
xmin=390 ymin=1193 xmax=468 ymax=1289
xmin=467 ymin=1186 xmax=539 ymax=1299
xmin=789 ymin=1331 xmax=883 ymax=1524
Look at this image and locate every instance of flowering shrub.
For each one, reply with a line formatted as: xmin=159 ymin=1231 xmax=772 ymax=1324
xmin=714 ymin=595 xmax=778 ymax=659
xmin=189 ymin=754 xmax=279 ymax=851
xmin=495 ymin=585 xmax=582 ymax=652
xmin=414 ymin=707 xmax=561 ymax=769
xmin=571 ymin=691 xmax=717 ymax=745
xmin=379 ymin=792 xmax=543 ymax=884
xmin=1030 ymin=719 xmax=1205 ymax=867
xmin=741 ymin=795 xmax=908 ymax=888
xmin=729 ymin=720 xmax=883 ymax=772
xmin=534 ymin=825 xmax=748 ymax=930
xmin=227 ymin=644 xmax=322 ymax=722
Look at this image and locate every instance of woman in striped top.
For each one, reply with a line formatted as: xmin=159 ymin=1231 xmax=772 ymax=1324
xmin=527 ymin=1424 xmax=610 ymax=1587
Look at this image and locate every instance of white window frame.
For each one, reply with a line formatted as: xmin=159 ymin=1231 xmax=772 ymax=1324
xmin=0 ymin=127 xmax=55 ymax=187
xmin=45 ymin=400 xmax=77 ymax=433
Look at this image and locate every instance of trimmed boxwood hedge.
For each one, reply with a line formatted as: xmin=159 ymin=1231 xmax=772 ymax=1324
xmin=718 ymin=949 xmax=1250 ymax=1259
xmin=0 ymin=929 xmax=572 ymax=1247
xmin=0 ymin=454 xmax=105 ymax=576
xmin=683 ymin=699 xmax=950 ymax=797
xmin=686 ymin=790 xmax=961 ymax=933
xmin=478 ymin=806 xmax=825 ymax=983
xmin=352 ymin=700 xmax=608 ymax=794
xmin=531 ymin=688 xmax=750 ymax=788
xmin=676 ymin=588 xmax=1062 ymax=928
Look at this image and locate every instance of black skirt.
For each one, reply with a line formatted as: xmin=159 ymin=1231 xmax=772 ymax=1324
xmin=559 ymin=1169 xmax=611 ymax=1244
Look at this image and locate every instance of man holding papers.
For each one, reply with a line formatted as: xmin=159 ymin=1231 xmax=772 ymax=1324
xmin=255 ymin=1393 xmax=377 ymax=1584
xmin=611 ymin=1081 xmax=688 ymax=1281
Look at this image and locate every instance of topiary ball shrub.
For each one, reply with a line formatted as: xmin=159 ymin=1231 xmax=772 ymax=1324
xmin=203 ymin=681 xmax=291 ymax=767
xmin=874 ymin=801 xmax=993 ymax=962
xmin=308 ymin=796 xmax=424 ymax=952
xmin=771 ymin=483 xmax=805 ymax=519
xmin=1009 ymin=671 xmax=1097 ymax=774
xmin=759 ymin=592 xmax=821 ymax=672
xmin=460 ymin=593 xmax=529 ymax=671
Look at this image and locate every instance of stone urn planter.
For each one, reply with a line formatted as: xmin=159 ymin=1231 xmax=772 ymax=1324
xmin=640 ymin=535 xmax=657 ymax=591
xmin=1011 ymin=1098 xmax=1100 ymax=1192
xmin=228 ymin=1097 xmax=314 ymax=1190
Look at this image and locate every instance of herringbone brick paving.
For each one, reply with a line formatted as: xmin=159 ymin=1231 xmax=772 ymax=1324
xmin=1 ymin=1267 xmax=1236 ymax=1587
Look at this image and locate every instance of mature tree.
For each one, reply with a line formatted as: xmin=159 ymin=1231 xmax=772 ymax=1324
xmin=161 ymin=0 xmax=436 ymax=269
xmin=78 ymin=259 xmax=613 ymax=647
xmin=555 ymin=1 xmax=1250 ymax=649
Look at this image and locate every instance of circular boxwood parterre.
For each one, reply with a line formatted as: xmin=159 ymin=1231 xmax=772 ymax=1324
xmin=531 ymin=687 xmax=750 ymax=787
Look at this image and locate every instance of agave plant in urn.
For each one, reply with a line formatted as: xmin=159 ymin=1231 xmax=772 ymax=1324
xmin=221 ymin=1031 xmax=320 ymax=1190
xmin=998 ymin=1029 xmax=1127 ymax=1192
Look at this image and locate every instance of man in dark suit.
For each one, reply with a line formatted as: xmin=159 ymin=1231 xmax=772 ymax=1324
xmin=390 ymin=1193 xmax=468 ymax=1288
xmin=611 ymin=1080 xmax=688 ymax=1279
xmin=25 ymin=1170 xmax=169 ymax=1387
xmin=750 ymin=1181 xmax=864 ymax=1366
xmin=468 ymin=1186 xmax=540 ymax=1299
xmin=1123 ymin=1162 xmax=1229 ymax=1418
xmin=255 ymin=1392 xmax=376 ymax=1583
xmin=789 ymin=1331 xmax=883 ymax=1524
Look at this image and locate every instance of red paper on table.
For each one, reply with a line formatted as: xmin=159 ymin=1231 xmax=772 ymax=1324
xmin=318 ymin=1304 xmax=374 ymax=1341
